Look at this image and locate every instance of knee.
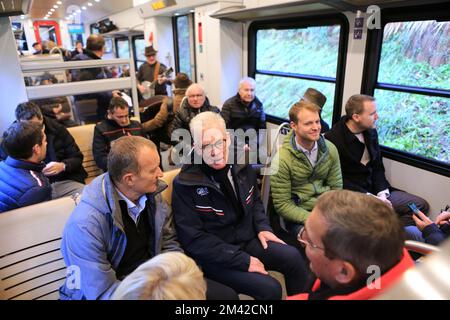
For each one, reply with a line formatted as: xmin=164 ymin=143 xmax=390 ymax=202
xmin=256 ymin=277 xmax=282 ymax=300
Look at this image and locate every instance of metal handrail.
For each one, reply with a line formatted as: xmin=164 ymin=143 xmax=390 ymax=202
xmin=405 ymin=240 xmax=441 ymax=255
xmin=20 ymin=58 xmax=131 ymax=73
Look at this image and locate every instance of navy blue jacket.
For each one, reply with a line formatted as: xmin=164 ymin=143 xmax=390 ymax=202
xmin=0 ymin=157 xmax=52 ymax=212
xmin=325 ymin=116 xmax=390 ymax=194
xmin=172 ymin=163 xmax=272 ymax=271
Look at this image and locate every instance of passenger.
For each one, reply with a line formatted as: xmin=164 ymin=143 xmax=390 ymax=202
xmin=171 ymin=83 xmax=220 ymax=134
xmin=412 ymin=209 xmax=450 ymax=246
xmin=0 ymin=122 xmax=51 ymax=212
xmin=221 ymin=77 xmax=266 ymax=157
xmin=301 ymin=88 xmax=330 ymax=133
xmin=0 ymin=102 xmax=86 ymax=199
xmin=324 ymin=94 xmax=430 ymax=240
xmin=137 ymin=46 xmax=171 ymax=97
xmin=71 ymin=34 xmax=120 ymax=120
xmin=288 ymin=190 xmax=414 ymax=300
xmin=141 ymin=72 xmax=192 ymax=147
xmin=32 ymin=42 xmax=49 ymax=55
xmin=70 ymin=40 xmax=83 ymax=59
xmin=172 ymin=111 xmax=308 ymax=300
xmin=93 ymin=96 xmax=145 ymax=172
xmin=112 ymin=252 xmax=206 ymax=300
xmin=60 ymin=136 xmax=237 ymax=300
xmin=270 ymin=100 xmax=342 ymax=236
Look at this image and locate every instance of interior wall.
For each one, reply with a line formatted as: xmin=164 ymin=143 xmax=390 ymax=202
xmin=0 ymin=17 xmax=28 ymax=133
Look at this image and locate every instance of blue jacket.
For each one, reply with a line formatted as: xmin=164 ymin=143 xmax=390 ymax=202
xmin=0 ymin=157 xmax=51 ymax=213
xmin=172 ymin=164 xmax=272 ymax=271
xmin=59 ymin=173 xmax=181 ymax=300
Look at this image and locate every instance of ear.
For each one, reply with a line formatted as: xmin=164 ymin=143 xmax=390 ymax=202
xmin=352 ymin=113 xmax=361 ymax=122
xmin=121 ymin=173 xmax=134 ymax=187
xmin=334 ymin=261 xmax=357 ymax=285
xmin=32 ymin=144 xmax=40 ymax=156
xmin=290 ymin=121 xmax=296 ymax=130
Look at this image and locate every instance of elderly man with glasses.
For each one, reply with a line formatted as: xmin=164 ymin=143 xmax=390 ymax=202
xmin=171 ymin=111 xmax=308 ymax=300
xmin=289 ymin=190 xmax=415 ymax=300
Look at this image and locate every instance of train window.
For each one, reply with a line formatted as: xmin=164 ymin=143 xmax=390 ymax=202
xmin=248 ymin=16 xmax=348 ymax=125
xmin=173 ymin=13 xmax=196 ymax=81
xmin=363 ymin=4 xmax=449 ymax=175
xmin=115 ymin=38 xmax=130 ymax=59
xmin=133 ymin=36 xmax=146 ymax=69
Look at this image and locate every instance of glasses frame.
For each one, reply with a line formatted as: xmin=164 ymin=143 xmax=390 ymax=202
xmin=297 ymin=227 xmax=326 ymax=251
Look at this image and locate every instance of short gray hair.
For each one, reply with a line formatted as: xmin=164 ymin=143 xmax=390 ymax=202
xmin=112 ymin=252 xmax=206 ymax=300
xmin=189 ymin=111 xmax=226 ymax=145
xmin=239 ymin=77 xmax=256 ymax=89
xmin=107 ymin=136 xmax=157 ymax=182
xmin=185 ymin=83 xmax=206 ymax=97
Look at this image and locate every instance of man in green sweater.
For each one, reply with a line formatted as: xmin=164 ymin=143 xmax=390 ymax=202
xmin=270 ymin=100 xmax=342 ymax=236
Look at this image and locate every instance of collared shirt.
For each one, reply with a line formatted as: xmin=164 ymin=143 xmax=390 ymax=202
xmin=295 ymin=139 xmax=318 ymax=167
xmin=116 ymin=188 xmax=148 ymax=225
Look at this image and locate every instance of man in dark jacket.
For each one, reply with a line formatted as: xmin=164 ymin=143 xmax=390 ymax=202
xmin=0 ymin=122 xmax=51 ymax=212
xmin=72 ymin=34 xmax=119 ymax=120
xmin=172 ymin=111 xmax=308 ymax=300
xmin=1 ymin=102 xmax=86 ymax=199
xmin=324 ymin=94 xmax=429 ymax=239
xmin=60 ymin=136 xmax=237 ymax=300
xmin=221 ymin=77 xmax=266 ymax=163
xmin=93 ymin=97 xmax=145 ymax=171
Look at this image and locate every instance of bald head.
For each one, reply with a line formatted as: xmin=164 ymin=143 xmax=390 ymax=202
xmin=186 ymin=83 xmax=206 ymax=109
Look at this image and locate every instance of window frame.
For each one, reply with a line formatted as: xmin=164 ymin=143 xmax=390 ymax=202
xmin=248 ymin=14 xmax=349 ymax=126
xmin=362 ymin=3 xmax=450 ymax=177
xmin=172 ymin=13 xmax=197 ymax=82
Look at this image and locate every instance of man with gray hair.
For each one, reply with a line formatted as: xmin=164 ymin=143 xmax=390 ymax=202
xmin=221 ymin=77 xmax=266 ymax=162
xmin=60 ymin=136 xmax=236 ymax=300
xmin=172 ymin=111 xmax=308 ymax=300
xmin=288 ymin=190 xmax=414 ymax=300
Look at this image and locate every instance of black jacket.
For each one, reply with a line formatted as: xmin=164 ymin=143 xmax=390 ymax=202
xmin=324 ymin=116 xmax=390 ymax=194
xmin=0 ymin=117 xmax=87 ymax=184
xmin=221 ymin=94 xmax=266 ymax=132
xmin=43 ymin=117 xmax=87 ymax=184
xmin=171 ymin=98 xmax=220 ymax=135
xmin=93 ymin=119 xmax=145 ymax=171
xmin=172 ymin=163 xmax=272 ymax=271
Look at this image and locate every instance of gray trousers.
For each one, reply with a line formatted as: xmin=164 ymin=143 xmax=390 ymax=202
xmin=51 ymin=180 xmax=85 ymax=199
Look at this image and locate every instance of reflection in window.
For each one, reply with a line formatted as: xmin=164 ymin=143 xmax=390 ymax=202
xmin=374 ymin=20 xmax=449 ymax=165
xmin=254 ymin=25 xmax=342 ymax=122
xmin=116 ymin=38 xmax=130 ymax=58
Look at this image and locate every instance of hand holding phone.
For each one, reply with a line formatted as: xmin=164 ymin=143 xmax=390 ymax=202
xmin=407 ymin=202 xmax=420 ymax=216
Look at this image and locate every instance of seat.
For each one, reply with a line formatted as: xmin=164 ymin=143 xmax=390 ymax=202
xmin=68 ymin=124 xmax=103 ymax=184
xmin=0 ymin=197 xmax=77 ymax=300
xmin=160 ymin=168 xmax=181 ymax=208
xmin=73 ymin=99 xmax=98 ymax=125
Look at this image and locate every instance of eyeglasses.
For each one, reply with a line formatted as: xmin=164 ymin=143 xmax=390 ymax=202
xmin=297 ymin=227 xmax=325 ymax=251
xmin=201 ymin=139 xmax=226 ymax=153
xmin=188 ymin=94 xmax=204 ymax=99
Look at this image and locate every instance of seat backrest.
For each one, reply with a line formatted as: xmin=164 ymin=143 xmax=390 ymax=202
xmin=73 ymin=99 xmax=98 ymax=125
xmin=68 ymin=124 xmax=103 ymax=184
xmin=160 ymin=168 xmax=181 ymax=208
xmin=0 ymin=197 xmax=76 ymax=300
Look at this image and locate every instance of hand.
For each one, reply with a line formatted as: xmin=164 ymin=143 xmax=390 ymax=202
xmin=112 ymin=90 xmax=121 ymax=98
xmin=258 ymin=231 xmax=286 ymax=250
xmin=43 ymin=162 xmax=65 ymax=176
xmin=248 ymin=256 xmax=268 ymax=275
xmin=412 ymin=210 xmax=434 ymax=231
xmin=243 ymin=144 xmax=250 ymax=152
xmin=435 ymin=211 xmax=450 ymax=226
xmin=376 ymin=195 xmax=392 ymax=207
xmin=137 ymin=84 xmax=146 ymax=94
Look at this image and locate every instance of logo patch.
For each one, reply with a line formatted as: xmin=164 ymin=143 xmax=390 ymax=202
xmin=196 ymin=187 xmax=209 ymax=196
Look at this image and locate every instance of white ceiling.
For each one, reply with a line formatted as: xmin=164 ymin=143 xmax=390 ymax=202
xmin=27 ymin=0 xmax=134 ymax=22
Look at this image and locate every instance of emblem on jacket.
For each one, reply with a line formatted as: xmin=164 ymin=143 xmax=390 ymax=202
xmin=196 ymin=187 xmax=209 ymax=196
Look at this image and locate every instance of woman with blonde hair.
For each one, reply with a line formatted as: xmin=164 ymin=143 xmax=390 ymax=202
xmin=112 ymin=252 xmax=206 ymax=300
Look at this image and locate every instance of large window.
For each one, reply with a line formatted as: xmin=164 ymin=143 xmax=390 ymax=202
xmin=249 ymin=16 xmax=348 ymax=126
xmin=173 ymin=14 xmax=196 ymax=81
xmin=363 ymin=5 xmax=449 ymax=175
xmin=133 ymin=36 xmax=146 ymax=69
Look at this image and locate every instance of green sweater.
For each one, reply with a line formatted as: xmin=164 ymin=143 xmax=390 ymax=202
xmin=270 ymin=131 xmax=342 ymax=223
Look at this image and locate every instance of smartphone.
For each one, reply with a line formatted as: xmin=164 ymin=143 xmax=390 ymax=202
xmin=407 ymin=202 xmax=420 ymax=216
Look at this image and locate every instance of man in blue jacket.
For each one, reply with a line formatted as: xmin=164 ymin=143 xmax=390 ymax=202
xmin=60 ymin=136 xmax=237 ymax=300
xmin=0 ymin=122 xmax=51 ymax=212
xmin=172 ymin=111 xmax=308 ymax=300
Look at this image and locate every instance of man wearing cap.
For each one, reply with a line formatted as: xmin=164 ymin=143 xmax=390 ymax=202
xmin=301 ymin=88 xmax=330 ymax=133
xmin=137 ymin=46 xmax=170 ymax=97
